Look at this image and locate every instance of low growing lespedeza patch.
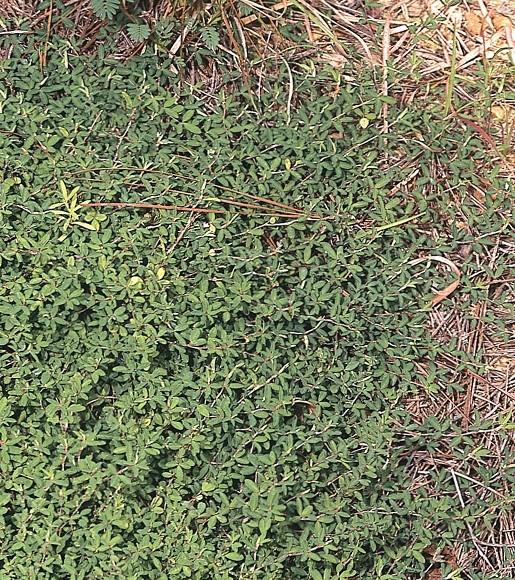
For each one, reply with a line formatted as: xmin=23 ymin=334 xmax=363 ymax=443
xmin=0 ymin=39 xmax=512 ymax=579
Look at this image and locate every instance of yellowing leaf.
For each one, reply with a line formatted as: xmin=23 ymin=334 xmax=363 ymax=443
xmin=128 ymin=276 xmax=143 ymax=286
xmin=59 ymin=180 xmax=68 ymax=199
xmin=201 ymin=480 xmax=216 ymax=493
xmin=73 ymin=221 xmax=97 ymax=231
xmin=491 ymin=105 xmax=508 ymax=122
xmin=359 ymin=117 xmax=370 ymax=129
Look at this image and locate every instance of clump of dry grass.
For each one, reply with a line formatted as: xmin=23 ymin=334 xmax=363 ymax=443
xmin=404 ymin=260 xmax=515 ymax=575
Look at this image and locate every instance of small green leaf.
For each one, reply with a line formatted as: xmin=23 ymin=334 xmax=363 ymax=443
xmin=127 ymin=23 xmax=151 ymax=42
xmin=183 ymin=122 xmax=202 ymax=134
xmin=91 ymin=0 xmax=119 ymax=19
xmin=200 ymin=26 xmax=220 ymax=50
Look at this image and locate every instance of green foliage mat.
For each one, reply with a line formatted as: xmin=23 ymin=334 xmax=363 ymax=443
xmin=0 ymin=43 xmax=511 ymax=578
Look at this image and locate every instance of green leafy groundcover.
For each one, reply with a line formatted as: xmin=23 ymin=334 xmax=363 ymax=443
xmin=0 ymin=43 xmax=509 ymax=578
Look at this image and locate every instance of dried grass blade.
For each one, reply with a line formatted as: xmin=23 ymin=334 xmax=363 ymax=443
xmin=409 ymin=255 xmax=462 ymax=307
